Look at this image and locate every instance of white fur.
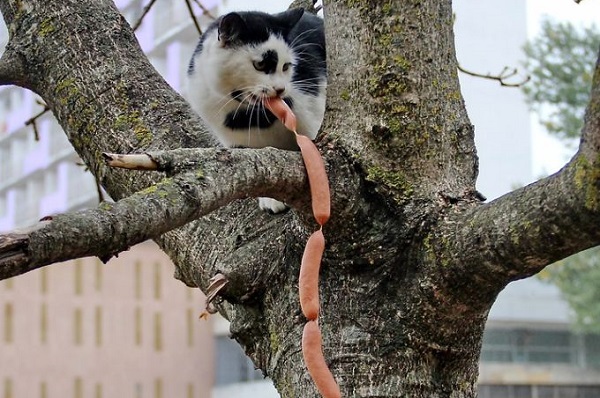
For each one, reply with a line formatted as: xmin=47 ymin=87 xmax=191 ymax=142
xmin=188 ymin=30 xmax=326 ymax=212
xmin=188 ymin=32 xmax=326 ymax=149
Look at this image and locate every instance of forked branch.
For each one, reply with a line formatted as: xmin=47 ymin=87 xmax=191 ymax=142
xmin=445 ymin=48 xmax=600 ymax=290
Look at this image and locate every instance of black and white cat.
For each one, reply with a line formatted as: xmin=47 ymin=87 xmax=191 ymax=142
xmin=187 ymin=8 xmax=327 ymax=213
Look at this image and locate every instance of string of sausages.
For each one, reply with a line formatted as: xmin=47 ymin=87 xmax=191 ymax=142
xmin=264 ymin=97 xmax=341 ymax=398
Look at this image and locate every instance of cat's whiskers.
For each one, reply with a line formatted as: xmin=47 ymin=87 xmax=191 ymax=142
xmin=292 ymin=77 xmax=326 ymax=93
xmin=289 ymin=27 xmax=320 ymax=48
xmin=213 ymin=85 xmax=257 ymax=116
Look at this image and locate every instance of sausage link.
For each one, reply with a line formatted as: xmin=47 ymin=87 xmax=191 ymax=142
xmin=302 ymin=321 xmax=342 ymax=398
xmin=263 ymin=96 xmax=297 ymax=132
xmin=299 ymin=229 xmax=325 ymax=320
xmin=296 ymin=134 xmax=331 ymax=225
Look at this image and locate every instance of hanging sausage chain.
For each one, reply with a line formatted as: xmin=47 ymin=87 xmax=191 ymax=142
xmin=264 ymin=97 xmax=341 ymax=398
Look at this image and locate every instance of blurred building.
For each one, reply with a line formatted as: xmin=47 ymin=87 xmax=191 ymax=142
xmin=2 ymin=1 xmax=600 ymax=398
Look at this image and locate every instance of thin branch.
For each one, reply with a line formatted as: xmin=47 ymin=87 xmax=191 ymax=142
xmin=0 ymin=147 xmax=310 ymax=280
xmin=94 ymin=178 xmax=106 ymax=203
xmin=24 ymin=104 xmax=50 ymax=141
xmin=457 ymin=64 xmax=530 ymax=87
xmin=191 ymin=0 xmax=216 ymax=20
xmin=131 ymin=0 xmax=158 ymax=32
xmin=184 ymin=0 xmax=203 ymax=35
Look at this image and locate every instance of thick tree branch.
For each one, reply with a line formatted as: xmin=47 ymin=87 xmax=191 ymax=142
xmin=441 ymin=48 xmax=600 ymax=297
xmin=0 ymin=147 xmax=310 ymax=280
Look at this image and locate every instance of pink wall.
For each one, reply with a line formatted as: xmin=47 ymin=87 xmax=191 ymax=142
xmin=0 ymin=241 xmax=215 ymax=398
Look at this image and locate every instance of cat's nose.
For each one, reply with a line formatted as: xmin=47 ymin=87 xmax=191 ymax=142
xmin=275 ymin=87 xmax=285 ymax=96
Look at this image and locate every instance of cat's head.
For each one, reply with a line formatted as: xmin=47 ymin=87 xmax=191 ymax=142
xmin=217 ymin=9 xmax=304 ymax=47
xmin=206 ymin=9 xmax=305 ymax=104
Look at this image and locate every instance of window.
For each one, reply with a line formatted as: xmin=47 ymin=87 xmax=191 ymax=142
xmin=4 ymin=303 xmax=13 ymax=343
xmin=584 ymin=334 xmax=600 ymax=368
xmin=40 ymin=303 xmax=47 ymax=344
xmin=481 ymin=328 xmax=574 ymax=365
xmin=0 ymin=145 xmax=9 ymax=181
xmin=95 ymin=306 xmax=103 ymax=347
xmin=73 ymin=308 xmax=83 ymax=345
xmin=478 ymin=385 xmax=531 ymax=398
xmin=134 ymin=307 xmax=142 ymax=346
xmin=154 ymin=378 xmax=163 ymax=398
xmin=74 ymin=378 xmax=83 ymax=398
xmin=479 ymin=385 xmax=600 ymax=398
xmin=215 ymin=336 xmax=263 ymax=386
xmin=154 ymin=312 xmax=162 ymax=351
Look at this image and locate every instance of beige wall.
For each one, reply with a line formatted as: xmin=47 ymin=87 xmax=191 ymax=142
xmin=480 ymin=363 xmax=600 ymax=385
xmin=0 ymin=241 xmax=214 ymax=398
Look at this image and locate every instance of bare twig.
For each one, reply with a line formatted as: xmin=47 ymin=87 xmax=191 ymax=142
xmin=132 ymin=0 xmax=158 ymax=32
xmin=74 ymin=160 xmax=106 ymax=203
xmin=24 ymin=105 xmax=50 ymax=141
xmin=458 ymin=64 xmax=530 ymax=87
xmin=184 ymin=0 xmax=203 ymax=35
xmin=191 ymin=0 xmax=216 ymax=20
xmin=94 ymin=179 xmax=106 ymax=203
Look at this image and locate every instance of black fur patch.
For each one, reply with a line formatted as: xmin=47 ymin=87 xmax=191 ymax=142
xmin=287 ymin=13 xmax=327 ymax=96
xmin=231 ymin=90 xmax=244 ymax=102
xmin=260 ymin=50 xmax=278 ymax=74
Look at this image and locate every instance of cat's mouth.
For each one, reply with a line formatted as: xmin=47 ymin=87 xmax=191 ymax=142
xmin=230 ymin=90 xmax=283 ymax=106
xmin=251 ymin=93 xmax=282 ymax=105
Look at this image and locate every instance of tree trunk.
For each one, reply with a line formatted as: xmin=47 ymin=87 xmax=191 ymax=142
xmin=2 ymin=0 xmax=600 ymax=397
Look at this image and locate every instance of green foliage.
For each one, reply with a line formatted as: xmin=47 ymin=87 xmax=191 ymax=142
xmin=522 ymin=19 xmax=600 ymax=141
xmin=540 ymin=247 xmax=600 ymax=333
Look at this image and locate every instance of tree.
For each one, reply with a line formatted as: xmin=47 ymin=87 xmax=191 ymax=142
xmin=523 ymin=18 xmax=600 ymax=141
xmin=523 ymin=18 xmax=600 ymax=333
xmin=1 ymin=1 xmax=600 ymax=397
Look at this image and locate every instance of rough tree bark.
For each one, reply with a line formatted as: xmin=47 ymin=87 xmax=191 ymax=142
xmin=1 ymin=0 xmax=600 ymax=397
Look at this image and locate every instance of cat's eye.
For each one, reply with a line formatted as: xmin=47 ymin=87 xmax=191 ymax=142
xmin=253 ymin=60 xmax=266 ymax=71
xmin=282 ymin=62 xmax=292 ymax=72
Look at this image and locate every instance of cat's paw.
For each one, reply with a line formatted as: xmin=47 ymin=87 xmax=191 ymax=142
xmin=258 ymin=197 xmax=289 ymax=214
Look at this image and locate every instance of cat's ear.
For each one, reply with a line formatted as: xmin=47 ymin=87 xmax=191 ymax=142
xmin=218 ymin=12 xmax=246 ymax=47
xmin=277 ymin=8 xmax=304 ymax=30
